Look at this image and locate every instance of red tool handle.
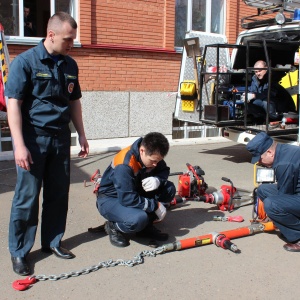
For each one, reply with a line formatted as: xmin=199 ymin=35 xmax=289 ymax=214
xmin=90 ymin=169 xmax=100 ymax=182
xmin=227 ymin=215 xmax=244 ymax=222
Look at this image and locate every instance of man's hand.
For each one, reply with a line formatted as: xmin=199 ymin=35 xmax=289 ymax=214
xmin=142 ymin=177 xmax=160 ymax=191
xmin=78 ymin=135 xmax=89 ymax=158
xmin=154 ymin=202 xmax=167 ymax=222
xmin=14 ymin=145 xmax=33 ymax=171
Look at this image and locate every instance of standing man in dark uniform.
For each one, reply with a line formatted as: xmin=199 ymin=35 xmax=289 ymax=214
xmin=97 ymin=132 xmax=176 ymax=247
xmin=246 ymin=132 xmax=300 ymax=251
xmin=6 ymin=12 xmax=89 ymax=276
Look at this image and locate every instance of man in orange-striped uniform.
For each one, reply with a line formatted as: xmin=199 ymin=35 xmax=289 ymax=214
xmin=97 ymin=132 xmax=176 ymax=247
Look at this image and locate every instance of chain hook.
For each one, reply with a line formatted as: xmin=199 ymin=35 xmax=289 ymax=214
xmin=12 ymin=276 xmax=37 ymax=291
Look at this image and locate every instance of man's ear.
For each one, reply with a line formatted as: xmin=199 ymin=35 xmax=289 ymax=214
xmin=267 ymin=148 xmax=274 ymax=157
xmin=48 ymin=30 xmax=55 ymax=40
xmin=139 ymin=145 xmax=145 ymax=155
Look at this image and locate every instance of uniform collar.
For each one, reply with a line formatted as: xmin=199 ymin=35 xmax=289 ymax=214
xmin=37 ymin=39 xmax=66 ymax=64
xmin=132 ymin=137 xmax=144 ymax=166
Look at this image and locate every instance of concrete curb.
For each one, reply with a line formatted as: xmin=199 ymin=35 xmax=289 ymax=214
xmin=70 ymin=136 xmax=230 ymax=156
xmin=0 ymin=136 xmax=230 ymax=161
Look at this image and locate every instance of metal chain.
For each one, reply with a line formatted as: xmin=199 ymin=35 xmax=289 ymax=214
xmin=33 ymin=246 xmax=166 ymax=282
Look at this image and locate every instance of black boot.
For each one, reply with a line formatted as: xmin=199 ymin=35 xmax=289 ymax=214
xmin=104 ymin=221 xmax=130 ymax=247
xmin=136 ymin=224 xmax=169 ymax=241
xmin=11 ymin=256 xmax=31 ymax=276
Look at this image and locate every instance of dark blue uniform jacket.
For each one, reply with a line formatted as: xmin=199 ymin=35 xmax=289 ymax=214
xmin=5 ymin=40 xmax=81 ymax=133
xmin=98 ymin=137 xmax=171 ymax=213
xmin=273 ymin=144 xmax=300 ymax=195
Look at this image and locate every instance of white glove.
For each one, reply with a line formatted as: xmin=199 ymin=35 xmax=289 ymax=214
xmin=241 ymin=93 xmax=245 ymax=102
xmin=142 ymin=177 xmax=160 ymax=192
xmin=246 ymin=93 xmax=255 ymax=102
xmin=241 ymin=93 xmax=255 ymax=102
xmin=154 ymin=202 xmax=167 ymax=223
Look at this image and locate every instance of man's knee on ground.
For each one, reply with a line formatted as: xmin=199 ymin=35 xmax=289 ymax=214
xmin=121 ymin=212 xmax=149 ymax=233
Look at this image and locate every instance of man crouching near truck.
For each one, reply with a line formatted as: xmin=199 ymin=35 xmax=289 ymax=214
xmin=96 ymin=132 xmax=176 ymax=247
xmin=243 ymin=60 xmax=295 ymax=123
xmin=246 ymin=132 xmax=300 ymax=251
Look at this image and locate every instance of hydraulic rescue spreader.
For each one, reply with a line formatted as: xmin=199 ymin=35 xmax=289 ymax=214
xmin=169 ymin=163 xmax=253 ymax=211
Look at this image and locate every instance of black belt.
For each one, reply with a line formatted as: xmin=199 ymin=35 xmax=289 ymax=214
xmin=24 ymin=125 xmax=70 ymax=137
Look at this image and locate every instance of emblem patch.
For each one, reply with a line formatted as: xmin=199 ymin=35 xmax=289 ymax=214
xmin=68 ymin=82 xmax=74 ymax=93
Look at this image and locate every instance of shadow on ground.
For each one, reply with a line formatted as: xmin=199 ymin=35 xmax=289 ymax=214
xmin=198 ymin=144 xmax=252 ymax=163
xmin=0 ymin=152 xmax=117 ymax=194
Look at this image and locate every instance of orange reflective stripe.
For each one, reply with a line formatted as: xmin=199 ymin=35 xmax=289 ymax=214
xmin=128 ymin=154 xmax=142 ymax=175
xmin=112 ymin=146 xmax=131 ymax=167
xmin=112 ymin=145 xmax=142 ymax=175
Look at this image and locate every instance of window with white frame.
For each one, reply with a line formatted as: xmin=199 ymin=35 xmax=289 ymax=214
xmin=0 ymin=0 xmax=77 ymax=153
xmin=0 ymin=0 xmax=76 ymax=38
xmin=175 ymin=0 xmax=226 ymax=47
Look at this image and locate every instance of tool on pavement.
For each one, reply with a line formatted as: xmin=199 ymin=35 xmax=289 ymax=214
xmin=90 ymin=169 xmax=102 ymax=194
xmin=213 ymin=215 xmax=244 ymax=222
xmin=169 ymin=163 xmax=253 ymax=211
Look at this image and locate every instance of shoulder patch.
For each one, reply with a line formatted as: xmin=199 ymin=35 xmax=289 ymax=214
xmin=68 ymin=82 xmax=74 ymax=93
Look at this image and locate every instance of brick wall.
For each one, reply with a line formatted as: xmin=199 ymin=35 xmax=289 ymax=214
xmin=6 ymin=1 xmax=277 ymax=93
xmin=71 ymin=47 xmax=181 ymax=92
xmin=77 ymin=0 xmax=180 ymax=92
xmin=226 ymin=0 xmax=257 ymax=44
xmin=87 ymin=0 xmax=174 ymax=49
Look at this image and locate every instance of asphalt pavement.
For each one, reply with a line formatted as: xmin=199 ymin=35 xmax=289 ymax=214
xmin=1 ymin=137 xmax=300 ymax=299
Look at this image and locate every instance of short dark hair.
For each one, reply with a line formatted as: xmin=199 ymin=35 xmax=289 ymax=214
xmin=47 ymin=11 xmax=77 ymax=31
xmin=141 ymin=132 xmax=169 ymax=157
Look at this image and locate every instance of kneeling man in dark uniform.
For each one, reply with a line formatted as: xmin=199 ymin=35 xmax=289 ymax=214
xmin=247 ymin=132 xmax=300 ymax=251
xmin=97 ymin=132 xmax=176 ymax=247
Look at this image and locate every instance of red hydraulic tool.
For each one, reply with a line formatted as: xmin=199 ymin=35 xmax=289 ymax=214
xmin=169 ymin=163 xmax=253 ymax=211
xmin=91 ymin=169 xmax=102 ymax=194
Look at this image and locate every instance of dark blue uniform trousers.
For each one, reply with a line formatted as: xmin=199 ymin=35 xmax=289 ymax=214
xmin=97 ymin=181 xmax=176 ymax=233
xmin=257 ymin=184 xmax=300 ymax=242
xmin=9 ymin=131 xmax=70 ymax=257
